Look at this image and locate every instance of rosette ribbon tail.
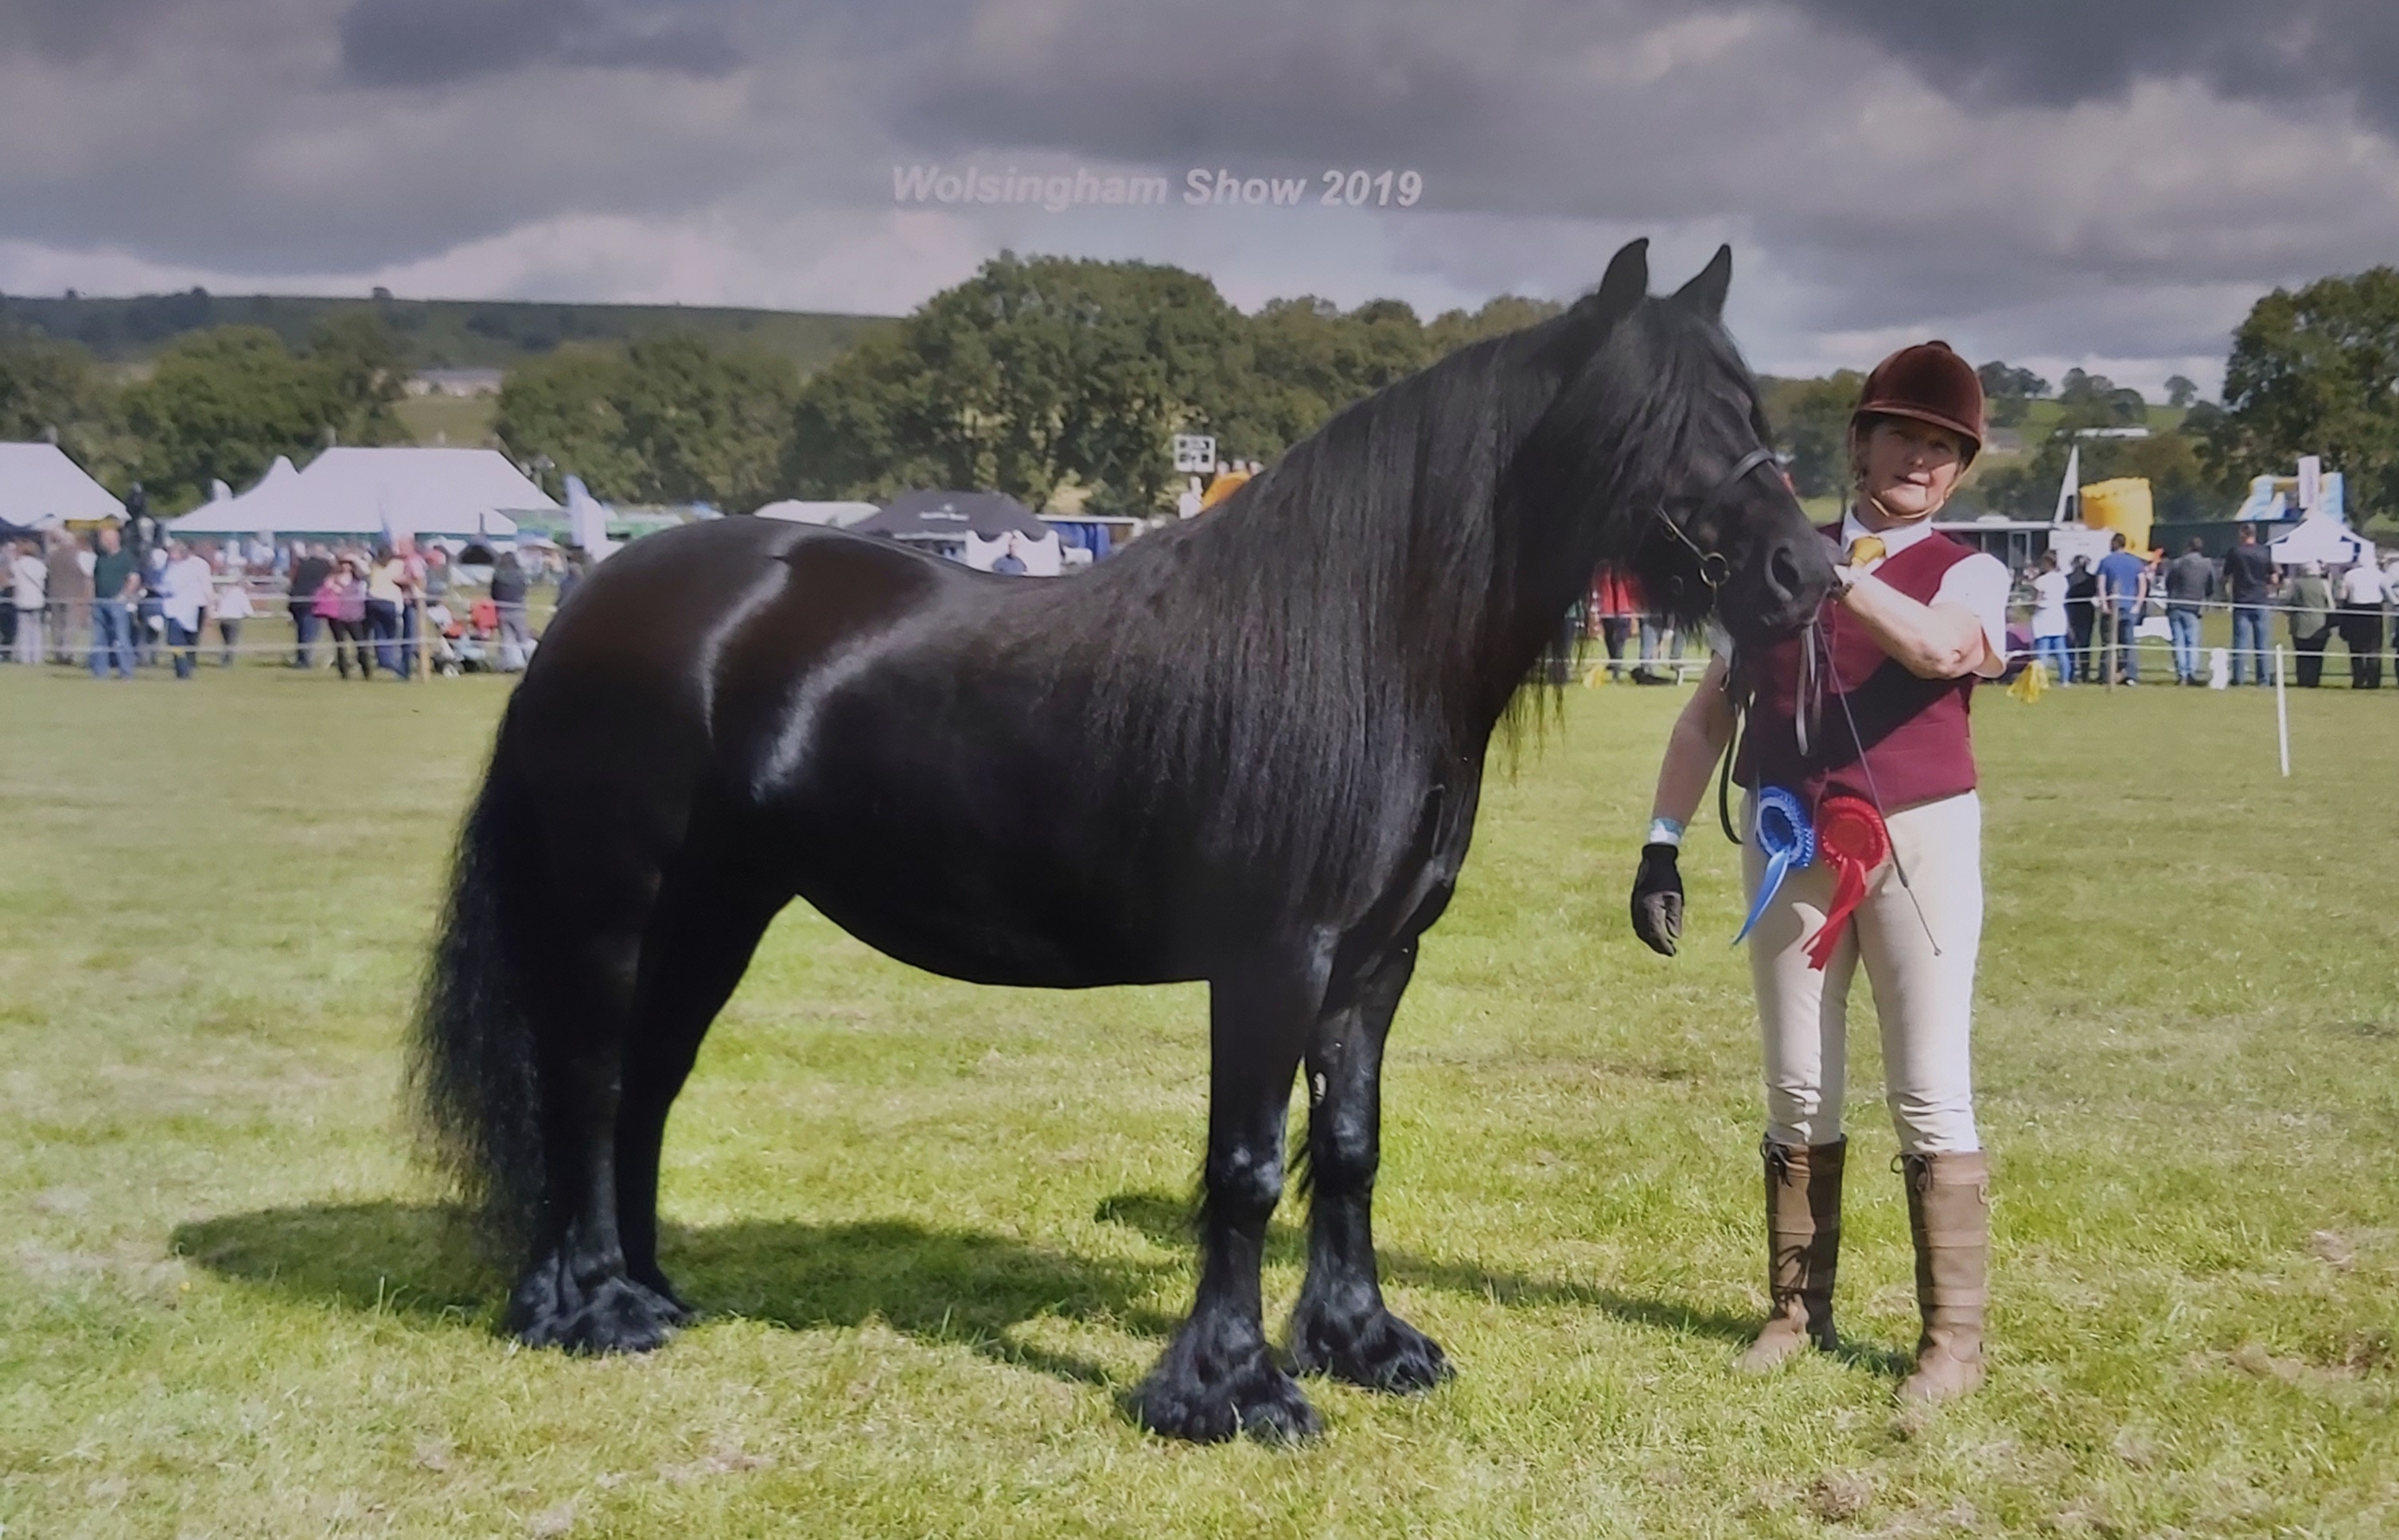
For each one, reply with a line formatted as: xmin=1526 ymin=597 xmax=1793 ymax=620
xmin=1732 ymin=786 xmax=1815 ymax=946
xmin=1804 ymin=795 xmax=1891 ymax=971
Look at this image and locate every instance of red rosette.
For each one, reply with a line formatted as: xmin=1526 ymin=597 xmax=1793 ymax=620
xmin=1804 ymin=795 xmax=1891 ymax=970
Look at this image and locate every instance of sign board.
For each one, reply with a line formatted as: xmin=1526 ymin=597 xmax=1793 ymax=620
xmin=1172 ymin=434 xmax=1217 ymax=473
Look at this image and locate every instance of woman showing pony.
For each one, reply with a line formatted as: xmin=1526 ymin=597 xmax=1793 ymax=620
xmin=412 ymin=239 xmax=1832 ymax=1442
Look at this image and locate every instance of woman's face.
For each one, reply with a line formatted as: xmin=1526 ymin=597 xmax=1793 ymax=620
xmin=1855 ymin=417 xmax=1966 ymax=523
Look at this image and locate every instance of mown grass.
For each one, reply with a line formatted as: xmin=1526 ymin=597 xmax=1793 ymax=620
xmin=2 ymin=659 xmax=2395 ymax=1538
xmin=393 ymin=394 xmax=500 ymax=449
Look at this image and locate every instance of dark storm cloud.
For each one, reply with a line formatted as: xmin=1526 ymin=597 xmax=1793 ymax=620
xmin=337 ymin=0 xmax=742 ymax=88
xmin=5 ymin=0 xmax=2397 ymax=379
xmin=888 ymin=0 xmax=2399 ymax=215
xmin=1788 ymin=0 xmax=2399 ymax=127
xmin=0 ymin=0 xmax=201 ymax=63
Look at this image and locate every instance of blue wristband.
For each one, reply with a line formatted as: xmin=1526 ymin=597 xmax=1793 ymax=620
xmin=1645 ymin=817 xmax=1684 ymax=848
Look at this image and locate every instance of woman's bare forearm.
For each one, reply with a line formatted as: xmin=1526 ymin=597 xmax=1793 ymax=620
xmin=1649 ymin=658 xmax=1735 ymax=828
xmin=1836 ymin=571 xmax=1989 ymax=679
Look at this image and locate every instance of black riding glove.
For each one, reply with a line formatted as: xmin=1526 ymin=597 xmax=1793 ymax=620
xmin=1630 ymin=842 xmax=1684 ymax=956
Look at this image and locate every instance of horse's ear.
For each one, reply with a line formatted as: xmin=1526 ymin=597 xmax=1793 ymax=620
xmin=1541 ymin=239 xmax=1648 ymax=368
xmin=1675 ymin=244 xmax=1733 ymax=320
xmin=1592 ymin=238 xmax=1650 ymax=317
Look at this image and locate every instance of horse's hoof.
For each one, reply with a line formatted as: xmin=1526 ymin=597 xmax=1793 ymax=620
xmin=1131 ymin=1336 xmax=1324 ymax=1445
xmin=504 ymin=1254 xmax=686 ymax=1355
xmin=632 ymin=1270 xmax=699 ymax=1327
xmin=1291 ymin=1301 xmax=1454 ymax=1394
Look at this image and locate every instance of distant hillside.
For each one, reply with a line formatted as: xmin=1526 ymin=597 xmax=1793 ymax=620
xmin=0 ymin=290 xmax=897 ymax=375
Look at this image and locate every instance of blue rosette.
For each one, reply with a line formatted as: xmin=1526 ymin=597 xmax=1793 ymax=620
xmin=1732 ymin=785 xmax=1815 ymax=946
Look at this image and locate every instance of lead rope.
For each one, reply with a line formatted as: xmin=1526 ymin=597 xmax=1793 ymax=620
xmin=1717 ymin=690 xmax=1743 ymax=844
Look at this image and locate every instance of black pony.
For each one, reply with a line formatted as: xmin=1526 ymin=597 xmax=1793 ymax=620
xmin=412 ymin=239 xmax=1831 ymax=1442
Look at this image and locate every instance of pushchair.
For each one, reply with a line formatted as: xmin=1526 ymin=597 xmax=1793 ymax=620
xmin=423 ymin=602 xmax=476 ymax=676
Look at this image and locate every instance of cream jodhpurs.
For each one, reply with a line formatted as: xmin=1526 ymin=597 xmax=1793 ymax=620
xmin=1741 ymin=790 xmax=1984 ymax=1155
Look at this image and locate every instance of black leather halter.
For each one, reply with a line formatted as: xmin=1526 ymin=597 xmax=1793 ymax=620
xmin=1650 ymin=443 xmax=1782 ymax=843
xmin=1649 ymin=445 xmax=1779 ymax=594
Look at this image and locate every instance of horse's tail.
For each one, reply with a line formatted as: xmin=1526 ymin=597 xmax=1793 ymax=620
xmin=409 ymin=728 xmax=546 ymax=1257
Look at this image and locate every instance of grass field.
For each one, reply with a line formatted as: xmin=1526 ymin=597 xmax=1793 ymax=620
xmin=2 ymin=658 xmax=2396 ymax=1538
xmin=393 ymin=394 xmax=502 ymax=450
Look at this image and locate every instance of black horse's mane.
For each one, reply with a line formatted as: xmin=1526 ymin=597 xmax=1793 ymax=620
xmin=998 ymin=286 xmax=1766 ymax=912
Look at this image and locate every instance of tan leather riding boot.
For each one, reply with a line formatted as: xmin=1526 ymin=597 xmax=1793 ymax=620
xmin=1735 ymin=1136 xmax=1844 ymax=1372
xmin=1898 ymin=1149 xmax=1989 ymax=1404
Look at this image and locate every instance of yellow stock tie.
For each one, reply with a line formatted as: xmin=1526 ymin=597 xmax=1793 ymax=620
xmin=1848 ymin=535 xmax=1886 ymax=568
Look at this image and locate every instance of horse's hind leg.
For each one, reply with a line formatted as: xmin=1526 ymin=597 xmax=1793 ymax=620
xmin=613 ymin=878 xmax=782 ymax=1313
xmin=1291 ymin=942 xmax=1452 ymax=1392
xmin=504 ymin=894 xmax=680 ymax=1354
xmin=1132 ymin=966 xmax=1322 ymax=1443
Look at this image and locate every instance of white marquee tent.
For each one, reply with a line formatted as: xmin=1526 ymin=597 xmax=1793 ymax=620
xmin=172 ymin=455 xmax=303 ymax=534
xmin=0 ymin=441 xmax=127 ymax=531
xmin=753 ymin=500 xmax=879 ymax=527
xmin=169 ymin=447 xmax=556 ymax=539
xmin=2268 ymin=513 xmax=2373 ymax=568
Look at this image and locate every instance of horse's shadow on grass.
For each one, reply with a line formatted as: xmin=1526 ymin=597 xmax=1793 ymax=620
xmin=172 ymin=1202 xmax=1170 ymax=1384
xmin=173 ymin=1189 xmax=1837 ymax=1386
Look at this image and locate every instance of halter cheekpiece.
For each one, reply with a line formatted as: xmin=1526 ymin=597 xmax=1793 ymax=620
xmin=1649 ymin=444 xmax=1778 ymax=594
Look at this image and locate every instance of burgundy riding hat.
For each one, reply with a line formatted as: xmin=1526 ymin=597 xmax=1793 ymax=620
xmin=1852 ymin=341 xmax=1984 ymax=465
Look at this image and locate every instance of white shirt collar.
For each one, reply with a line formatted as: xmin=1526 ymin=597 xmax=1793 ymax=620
xmin=1841 ymin=505 xmax=1938 ymax=558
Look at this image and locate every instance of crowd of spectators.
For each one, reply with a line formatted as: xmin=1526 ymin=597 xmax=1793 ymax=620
xmin=2021 ymin=523 xmax=2393 ymax=689
xmin=4 ymin=526 xmax=577 ymax=680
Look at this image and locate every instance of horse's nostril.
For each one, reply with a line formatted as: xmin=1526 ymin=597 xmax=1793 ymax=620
xmin=1767 ymin=543 xmax=1803 ymax=601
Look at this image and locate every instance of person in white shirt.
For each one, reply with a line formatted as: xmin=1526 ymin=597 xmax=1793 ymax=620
xmin=161 ymin=539 xmax=216 ymax=680
xmin=213 ymin=572 xmax=255 ymax=667
xmin=10 ymin=539 xmax=49 ymax=663
xmin=2028 ymin=549 xmax=2071 ymax=684
xmin=2335 ymin=558 xmax=2387 ymax=690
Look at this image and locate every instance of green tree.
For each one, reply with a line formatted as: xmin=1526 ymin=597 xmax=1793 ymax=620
xmin=1976 ymin=360 xmax=2050 ymax=427
xmin=2055 ymin=368 xmax=2148 ymax=427
xmin=1976 ymin=360 xmax=2050 ymax=400
xmin=2164 ymin=374 xmax=2198 ymax=409
xmin=1425 ymin=295 xmax=1563 ymax=357
xmin=0 ymin=330 xmax=129 ymax=484
xmin=789 ymin=254 xmax=1251 ymax=511
xmin=783 ymin=329 xmax=956 ymax=500
xmin=305 ymin=309 xmax=410 ymax=446
xmin=1975 ymin=423 xmax=2214 ymax=523
xmin=790 ymin=261 xmax=1566 ymax=513
xmin=2206 ymin=267 xmax=2399 ymax=519
xmin=1758 ymin=371 xmax=1865 ymax=498
xmin=615 ymin=335 xmax=799 ymax=510
xmin=1233 ymin=295 xmax=1439 ymax=458
xmin=496 ymin=337 xmax=799 ymax=510
xmin=114 ymin=317 xmax=419 ymax=508
xmin=494 ymin=351 xmax=642 ymax=499
xmin=119 ymin=327 xmax=326 ymax=508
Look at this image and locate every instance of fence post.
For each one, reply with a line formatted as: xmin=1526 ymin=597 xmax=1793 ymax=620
xmin=2275 ymin=646 xmax=2289 ymax=777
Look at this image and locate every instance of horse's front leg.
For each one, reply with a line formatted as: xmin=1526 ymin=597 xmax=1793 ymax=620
xmin=1131 ymin=966 xmax=1321 ymax=1443
xmin=1290 ymin=942 xmax=1452 ymax=1392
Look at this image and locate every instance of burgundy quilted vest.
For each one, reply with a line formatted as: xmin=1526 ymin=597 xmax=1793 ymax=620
xmin=1733 ymin=526 xmax=1980 ymax=813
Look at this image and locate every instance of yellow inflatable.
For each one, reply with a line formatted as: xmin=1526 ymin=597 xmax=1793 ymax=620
xmin=2079 ymin=477 xmax=2154 ymax=555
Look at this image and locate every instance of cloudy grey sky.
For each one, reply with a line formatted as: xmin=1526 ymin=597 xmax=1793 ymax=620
xmin=4 ymin=0 xmax=2396 ymax=391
